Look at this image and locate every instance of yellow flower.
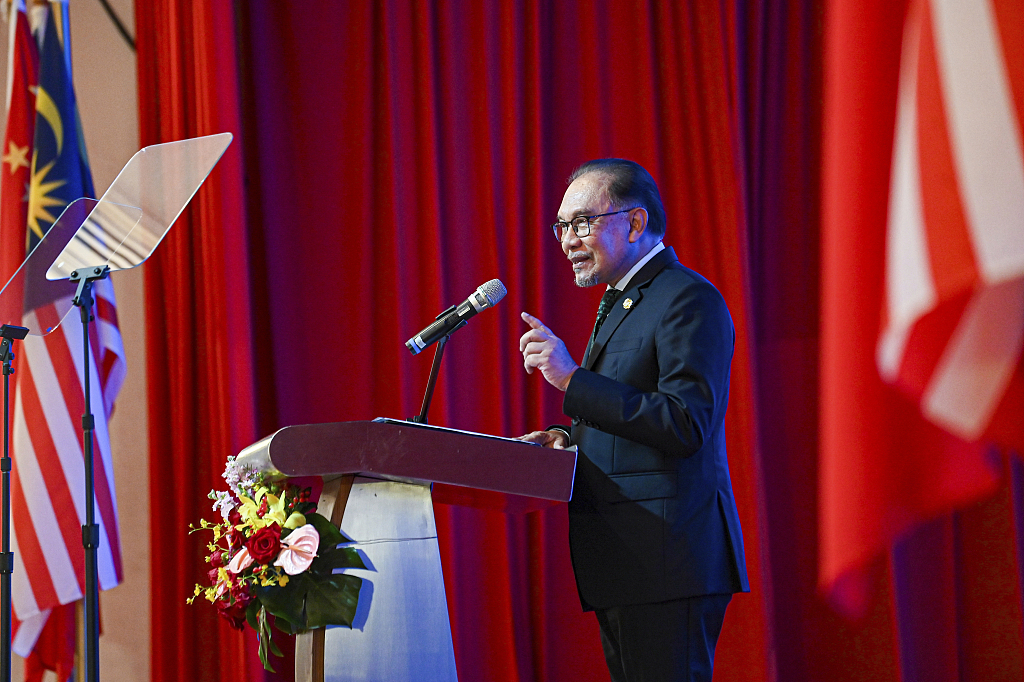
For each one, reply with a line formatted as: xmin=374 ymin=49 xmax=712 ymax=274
xmin=215 ymin=567 xmax=232 ymax=595
xmin=237 ymin=487 xmax=291 ymax=531
xmin=262 ymin=493 xmax=288 ymax=527
xmin=283 ymin=512 xmax=306 ymax=529
xmin=255 ymin=565 xmax=291 ymax=588
xmin=236 ymin=492 xmax=262 ymax=526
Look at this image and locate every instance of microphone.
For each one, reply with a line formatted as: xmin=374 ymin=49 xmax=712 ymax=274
xmin=405 ymin=279 xmax=507 ymax=354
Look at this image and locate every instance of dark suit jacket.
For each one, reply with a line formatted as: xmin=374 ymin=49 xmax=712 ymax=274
xmin=561 ymin=246 xmax=749 ymax=610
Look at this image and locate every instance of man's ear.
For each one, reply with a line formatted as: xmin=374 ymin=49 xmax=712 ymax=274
xmin=627 ymin=207 xmax=649 ymax=243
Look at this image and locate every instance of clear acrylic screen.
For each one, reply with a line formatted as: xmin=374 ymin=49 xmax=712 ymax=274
xmin=0 ymin=198 xmax=99 ymax=335
xmin=47 ymin=132 xmax=233 ymax=280
xmin=0 ymin=132 xmax=232 ymax=336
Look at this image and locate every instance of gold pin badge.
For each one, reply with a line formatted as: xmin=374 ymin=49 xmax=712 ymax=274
xmin=622 ymin=298 xmax=633 ymax=309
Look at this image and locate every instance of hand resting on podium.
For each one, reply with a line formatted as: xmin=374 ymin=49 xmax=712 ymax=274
xmin=517 ymin=430 xmax=569 ymax=449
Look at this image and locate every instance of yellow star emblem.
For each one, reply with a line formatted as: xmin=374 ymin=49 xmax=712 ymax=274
xmin=2 ymin=141 xmax=30 ymax=175
xmin=27 ymin=151 xmax=67 ymax=241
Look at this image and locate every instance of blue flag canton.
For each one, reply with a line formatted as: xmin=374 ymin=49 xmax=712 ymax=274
xmin=22 ymin=13 xmax=95 ymax=317
xmin=28 ymin=12 xmax=94 ymax=252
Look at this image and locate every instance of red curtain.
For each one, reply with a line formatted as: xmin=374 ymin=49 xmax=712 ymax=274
xmin=232 ymin=3 xmax=768 ymax=680
xmin=135 ymin=0 xmax=1024 ymax=681
xmin=136 ymin=1 xmax=258 ymax=681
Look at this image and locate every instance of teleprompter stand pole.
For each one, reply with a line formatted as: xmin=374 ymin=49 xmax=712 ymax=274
xmin=411 ymin=321 xmax=465 ymax=425
xmin=70 ymin=265 xmax=109 ymax=682
xmin=0 ymin=324 xmax=28 ymax=682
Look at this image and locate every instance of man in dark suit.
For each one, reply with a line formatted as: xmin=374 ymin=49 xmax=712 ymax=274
xmin=519 ymin=159 xmax=749 ymax=682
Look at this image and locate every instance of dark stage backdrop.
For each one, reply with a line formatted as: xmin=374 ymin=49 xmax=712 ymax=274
xmin=135 ymin=1 xmax=1024 ymax=681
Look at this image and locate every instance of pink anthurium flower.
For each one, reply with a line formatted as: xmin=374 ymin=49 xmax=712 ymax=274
xmin=227 ymin=547 xmax=253 ymax=574
xmin=275 ymin=525 xmax=320 ymax=575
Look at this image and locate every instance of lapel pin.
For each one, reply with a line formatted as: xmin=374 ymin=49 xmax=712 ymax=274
xmin=622 ymin=298 xmax=633 ymax=309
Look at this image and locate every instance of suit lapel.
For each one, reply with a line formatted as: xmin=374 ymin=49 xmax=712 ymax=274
xmin=582 ymin=247 xmax=678 ymax=370
xmin=584 ymin=288 xmax=640 ymax=369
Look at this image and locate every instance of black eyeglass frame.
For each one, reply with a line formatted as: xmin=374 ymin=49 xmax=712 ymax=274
xmin=551 ymin=207 xmax=640 ymax=242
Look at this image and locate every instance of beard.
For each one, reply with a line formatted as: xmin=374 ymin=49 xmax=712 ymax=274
xmin=568 ymin=250 xmax=600 ymax=287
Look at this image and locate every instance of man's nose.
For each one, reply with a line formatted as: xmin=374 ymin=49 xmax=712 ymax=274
xmin=560 ymin=228 xmax=583 ymax=250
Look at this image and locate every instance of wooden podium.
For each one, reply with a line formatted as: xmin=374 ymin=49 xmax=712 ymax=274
xmin=234 ymin=419 xmax=577 ymax=682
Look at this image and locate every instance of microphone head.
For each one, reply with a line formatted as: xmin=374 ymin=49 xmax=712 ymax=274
xmin=477 ymin=278 xmax=507 ymax=307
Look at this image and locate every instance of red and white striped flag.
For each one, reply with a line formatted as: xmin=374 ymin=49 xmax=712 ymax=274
xmin=0 ymin=1 xmax=125 ymax=670
xmin=819 ymin=0 xmax=1022 ymax=615
xmin=0 ymin=0 xmax=46 ymax=653
xmin=879 ymin=0 xmax=1024 ymax=448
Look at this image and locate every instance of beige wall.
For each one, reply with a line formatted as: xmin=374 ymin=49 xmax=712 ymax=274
xmin=0 ymin=0 xmax=148 ymax=680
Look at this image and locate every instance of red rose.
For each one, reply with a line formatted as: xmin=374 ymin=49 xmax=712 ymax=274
xmin=229 ymin=580 xmax=251 ymax=601
xmin=245 ymin=525 xmax=282 ymax=564
xmin=210 ymin=550 xmax=225 ymax=568
xmin=216 ymin=589 xmax=252 ymax=630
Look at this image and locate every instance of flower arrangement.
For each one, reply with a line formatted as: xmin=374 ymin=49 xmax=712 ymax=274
xmin=189 ymin=456 xmax=365 ymax=671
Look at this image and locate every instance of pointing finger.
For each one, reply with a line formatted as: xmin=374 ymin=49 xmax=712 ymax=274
xmin=521 ymin=312 xmax=551 ymax=334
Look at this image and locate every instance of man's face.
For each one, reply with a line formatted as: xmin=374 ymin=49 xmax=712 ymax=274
xmin=557 ymin=172 xmax=635 ymax=287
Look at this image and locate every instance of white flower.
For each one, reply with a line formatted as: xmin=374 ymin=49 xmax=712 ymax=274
xmin=221 ymin=456 xmax=261 ymax=498
xmin=274 ymin=525 xmax=320 ymax=575
xmin=222 ymin=456 xmax=240 ymax=488
xmin=210 ymin=490 xmax=234 ymax=521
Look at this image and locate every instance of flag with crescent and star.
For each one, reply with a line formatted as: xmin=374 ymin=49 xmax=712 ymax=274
xmin=0 ymin=2 xmax=126 ymax=673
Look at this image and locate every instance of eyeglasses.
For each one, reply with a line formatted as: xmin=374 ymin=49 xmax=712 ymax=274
xmin=551 ymin=208 xmax=638 ymax=242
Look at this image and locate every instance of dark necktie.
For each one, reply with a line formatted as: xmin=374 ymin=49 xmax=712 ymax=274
xmin=593 ymin=288 xmax=622 ymax=337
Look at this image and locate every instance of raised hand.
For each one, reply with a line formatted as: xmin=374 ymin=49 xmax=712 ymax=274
xmin=519 ymin=312 xmax=578 ymax=392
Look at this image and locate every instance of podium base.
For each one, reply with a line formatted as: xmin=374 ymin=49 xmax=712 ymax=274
xmin=296 ymin=475 xmax=458 ymax=682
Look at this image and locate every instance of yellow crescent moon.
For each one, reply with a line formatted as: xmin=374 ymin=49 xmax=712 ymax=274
xmin=34 ymin=86 xmax=64 ymax=155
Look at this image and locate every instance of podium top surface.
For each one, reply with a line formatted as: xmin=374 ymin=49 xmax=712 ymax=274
xmin=236 ymin=420 xmax=576 ymax=503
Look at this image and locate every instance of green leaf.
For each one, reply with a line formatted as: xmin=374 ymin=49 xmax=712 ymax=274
xmin=273 ymin=615 xmax=302 ymax=636
xmin=305 ymin=512 xmax=349 ymax=546
xmin=304 ymin=573 xmax=363 ymax=629
xmin=255 ymin=576 xmax=307 ymax=630
xmin=245 ymin=600 xmax=260 ymax=631
xmin=267 ymin=630 xmax=283 ymax=657
xmin=312 ymin=546 xmax=366 ymax=573
xmin=256 ymin=606 xmax=277 ymax=673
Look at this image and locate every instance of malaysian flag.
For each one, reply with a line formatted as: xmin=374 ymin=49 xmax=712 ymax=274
xmin=879 ymin=0 xmax=1024 ymax=448
xmin=0 ymin=1 xmax=124 ymax=674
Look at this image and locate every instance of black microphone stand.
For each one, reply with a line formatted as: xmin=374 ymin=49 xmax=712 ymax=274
xmin=0 ymin=324 xmax=28 ymax=682
xmin=411 ymin=321 xmax=466 ymax=424
xmin=70 ymin=265 xmax=108 ymax=682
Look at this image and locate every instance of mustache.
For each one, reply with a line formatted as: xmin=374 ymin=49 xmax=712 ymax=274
xmin=567 ymin=250 xmax=590 ymax=261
